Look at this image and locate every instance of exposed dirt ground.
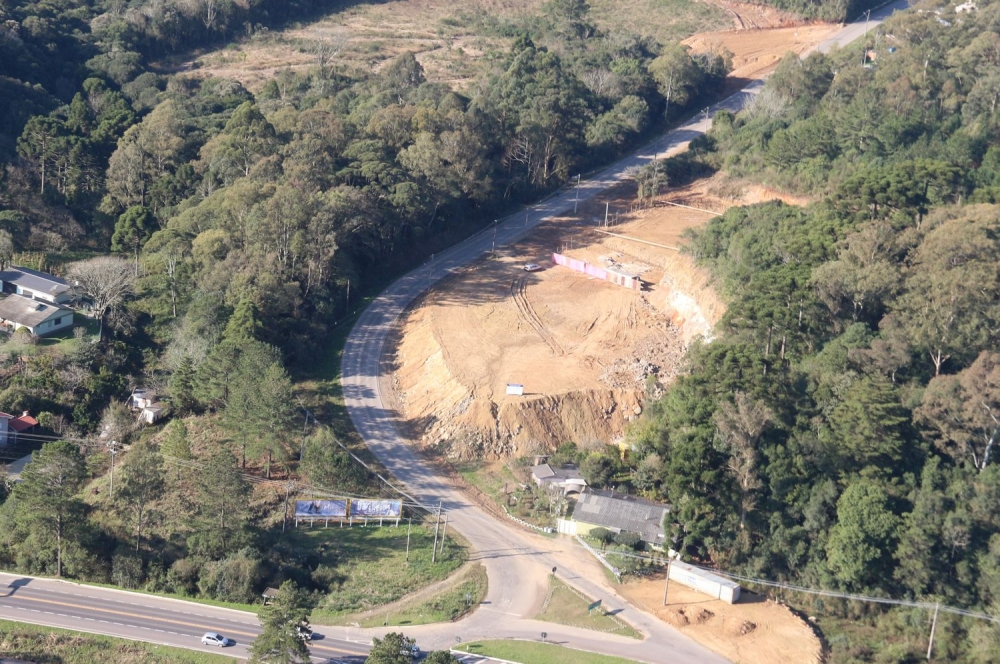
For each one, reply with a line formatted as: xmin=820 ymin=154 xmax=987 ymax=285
xmin=619 ymin=574 xmax=824 ymax=664
xmin=156 ymin=0 xmax=836 ymax=92
xmin=389 ymin=173 xmax=804 ymax=460
xmin=683 ymin=23 xmax=843 ymax=81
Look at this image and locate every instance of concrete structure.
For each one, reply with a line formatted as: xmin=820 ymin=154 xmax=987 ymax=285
xmin=571 ymin=491 xmax=669 ymax=548
xmin=669 ymin=560 xmax=741 ymax=604
xmin=0 ymin=266 xmax=72 ymax=304
xmin=531 ymin=463 xmax=587 ymax=494
xmin=0 ymin=295 xmax=73 ymax=336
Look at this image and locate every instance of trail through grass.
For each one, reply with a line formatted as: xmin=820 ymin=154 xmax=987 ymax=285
xmin=535 ymin=577 xmax=641 ymax=639
xmin=458 ymin=640 xmax=641 ymax=664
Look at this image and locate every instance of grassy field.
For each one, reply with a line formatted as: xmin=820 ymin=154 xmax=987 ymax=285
xmin=0 ymin=617 xmax=231 ymax=664
xmin=535 ymin=578 xmax=641 ymax=639
xmin=297 ymin=521 xmax=467 ymax=622
xmin=457 ymin=640 xmax=641 ymax=664
xmin=352 ymin=562 xmax=488 ymax=627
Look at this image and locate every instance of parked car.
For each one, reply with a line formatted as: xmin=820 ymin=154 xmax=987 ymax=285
xmin=523 ymin=263 xmax=543 ymax=272
xmin=201 ymin=632 xmax=233 ymax=647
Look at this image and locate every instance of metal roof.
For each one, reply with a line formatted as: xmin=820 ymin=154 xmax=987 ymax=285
xmin=531 ymin=463 xmax=585 ymax=482
xmin=573 ymin=492 xmax=669 ymax=544
xmin=0 ymin=266 xmax=70 ymax=296
xmin=0 ymin=294 xmax=72 ymax=328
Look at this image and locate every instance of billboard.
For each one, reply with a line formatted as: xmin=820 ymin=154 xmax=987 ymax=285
xmin=294 ymin=500 xmax=348 ymax=518
xmin=350 ymin=499 xmax=402 ymax=518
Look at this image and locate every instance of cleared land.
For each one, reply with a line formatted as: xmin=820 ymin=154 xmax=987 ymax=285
xmin=618 ymin=575 xmax=823 ymax=664
xmin=157 ymin=0 xmax=833 ymax=91
xmin=389 ymin=173 xmax=801 ymax=460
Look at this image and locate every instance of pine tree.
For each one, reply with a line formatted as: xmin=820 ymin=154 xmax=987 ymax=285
xmin=249 ymin=580 xmax=314 ymax=663
xmin=169 ymin=355 xmax=198 ymax=414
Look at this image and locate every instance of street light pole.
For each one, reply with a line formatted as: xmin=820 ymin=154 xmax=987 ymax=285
xmin=108 ymin=440 xmax=118 ymax=501
xmin=662 ymin=559 xmax=672 ymax=606
xmin=574 ymin=174 xmax=581 ymax=214
xmin=491 ymin=220 xmax=498 ymax=255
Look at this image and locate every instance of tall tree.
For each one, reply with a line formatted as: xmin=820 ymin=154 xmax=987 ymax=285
xmin=713 ymin=392 xmax=771 ymax=535
xmin=13 ymin=441 xmax=86 ymax=577
xmin=117 ymin=441 xmax=166 ymax=553
xmin=67 ymin=256 xmax=136 ymax=339
xmin=916 ymin=350 xmax=1000 ymax=472
xmin=249 ymin=580 xmax=315 ymax=663
xmin=191 ymin=451 xmax=252 ymax=559
xmin=111 ymin=205 xmax=156 ymax=275
xmin=826 ymin=481 xmax=900 ymax=589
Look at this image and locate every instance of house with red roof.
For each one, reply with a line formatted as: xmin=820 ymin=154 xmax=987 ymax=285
xmin=0 ymin=411 xmax=38 ymax=446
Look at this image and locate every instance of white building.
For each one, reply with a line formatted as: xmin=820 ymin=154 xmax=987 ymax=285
xmin=0 ymin=294 xmax=73 ymax=336
xmin=0 ymin=266 xmax=72 ymax=304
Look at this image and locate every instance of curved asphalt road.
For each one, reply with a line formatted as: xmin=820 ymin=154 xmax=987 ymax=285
xmin=341 ymin=2 xmax=909 ymax=662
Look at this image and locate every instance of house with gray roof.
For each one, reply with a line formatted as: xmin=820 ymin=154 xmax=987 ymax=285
xmin=531 ymin=463 xmax=587 ymax=495
xmin=0 ymin=266 xmax=72 ymax=304
xmin=570 ymin=491 xmax=670 ymax=548
xmin=0 ymin=294 xmax=73 ymax=336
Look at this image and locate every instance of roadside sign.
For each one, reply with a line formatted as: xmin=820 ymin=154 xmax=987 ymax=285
xmin=587 ymin=599 xmax=602 ymax=612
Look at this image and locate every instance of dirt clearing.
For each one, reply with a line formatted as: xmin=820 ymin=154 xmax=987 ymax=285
xmin=684 ymin=23 xmax=843 ymax=81
xmin=388 ymin=173 xmax=802 ymax=460
xmin=619 ymin=574 xmax=823 ymax=664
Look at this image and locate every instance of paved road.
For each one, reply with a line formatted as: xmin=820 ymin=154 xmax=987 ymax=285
xmin=0 ymin=572 xmax=371 ymax=662
xmin=340 ymin=3 xmax=909 ymax=662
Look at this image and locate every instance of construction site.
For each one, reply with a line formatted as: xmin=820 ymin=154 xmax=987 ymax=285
xmin=387 ymin=173 xmax=807 ymax=460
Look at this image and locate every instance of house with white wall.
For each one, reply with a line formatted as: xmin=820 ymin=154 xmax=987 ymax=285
xmin=0 ymin=266 xmax=72 ymax=304
xmin=0 ymin=294 xmax=74 ymax=336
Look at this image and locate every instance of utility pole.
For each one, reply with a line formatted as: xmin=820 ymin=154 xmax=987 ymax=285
xmin=299 ymin=408 xmax=311 ymax=462
xmin=107 ymin=440 xmax=118 ymax=501
xmin=491 ymin=220 xmax=498 ymax=255
xmin=862 ymin=9 xmax=872 ymax=66
xmin=703 ymin=107 xmax=710 ymax=124
xmin=604 ymin=201 xmax=609 ymax=227
xmin=405 ymin=518 xmax=412 ymax=562
xmin=927 ymin=603 xmax=940 ymax=660
xmin=574 ymin=174 xmax=581 ymax=214
xmin=439 ymin=514 xmax=449 ymax=557
xmin=431 ymin=501 xmax=442 ymax=563
xmin=525 ymin=211 xmax=529 ymax=229
xmin=662 ymin=559 xmax=672 ymax=606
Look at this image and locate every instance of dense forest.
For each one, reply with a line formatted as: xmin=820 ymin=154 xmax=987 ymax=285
xmin=616 ymin=1 xmax=1000 ymax=660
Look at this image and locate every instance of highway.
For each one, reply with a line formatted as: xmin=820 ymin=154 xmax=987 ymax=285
xmin=0 ymin=3 xmax=910 ymax=662
xmin=339 ymin=1 xmax=910 ymax=661
xmin=0 ymin=571 xmax=371 ymax=662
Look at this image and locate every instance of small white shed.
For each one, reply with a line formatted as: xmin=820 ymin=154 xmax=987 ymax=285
xmin=669 ymin=560 xmax=741 ymax=604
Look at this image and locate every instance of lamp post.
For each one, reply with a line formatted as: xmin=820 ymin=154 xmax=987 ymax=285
xmin=491 ymin=219 xmax=498 ymax=255
xmin=574 ymin=174 xmax=581 ymax=214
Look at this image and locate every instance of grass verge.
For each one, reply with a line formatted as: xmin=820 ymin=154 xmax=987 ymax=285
xmin=350 ymin=562 xmax=488 ymax=628
xmin=0 ymin=617 xmax=232 ymax=663
xmin=535 ymin=578 xmax=641 ymax=639
xmin=298 ymin=521 xmax=467 ymax=623
xmin=457 ymin=640 xmax=640 ymax=664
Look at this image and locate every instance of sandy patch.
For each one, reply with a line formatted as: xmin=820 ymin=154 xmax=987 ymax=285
xmin=619 ymin=573 xmax=824 ymax=664
xmin=389 ymin=172 xmax=801 ymax=460
xmin=684 ymin=23 xmax=843 ymax=80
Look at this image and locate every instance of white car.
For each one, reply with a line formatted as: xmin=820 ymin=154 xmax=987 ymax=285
xmin=201 ymin=632 xmax=233 ymax=647
xmin=523 ymin=263 xmax=543 ymax=272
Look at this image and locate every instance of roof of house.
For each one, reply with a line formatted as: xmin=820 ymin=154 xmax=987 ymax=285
xmin=531 ymin=463 xmax=586 ymax=483
xmin=0 ymin=294 xmax=72 ymax=328
xmin=0 ymin=412 xmax=38 ymax=432
xmin=573 ymin=492 xmax=669 ymax=545
xmin=0 ymin=266 xmax=70 ymax=296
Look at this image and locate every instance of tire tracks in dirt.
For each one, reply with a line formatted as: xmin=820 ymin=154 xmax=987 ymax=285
xmin=509 ymin=276 xmax=565 ymax=356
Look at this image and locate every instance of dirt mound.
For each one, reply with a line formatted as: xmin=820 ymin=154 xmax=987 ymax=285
xmin=668 ymin=607 xmax=717 ymax=626
xmin=620 ymin=576 xmax=823 ymax=664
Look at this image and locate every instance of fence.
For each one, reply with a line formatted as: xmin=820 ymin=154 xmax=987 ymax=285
xmin=551 ymin=253 xmax=642 ymax=291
